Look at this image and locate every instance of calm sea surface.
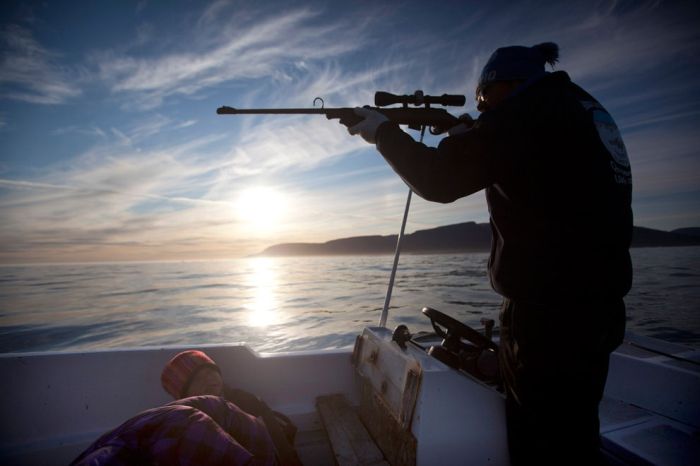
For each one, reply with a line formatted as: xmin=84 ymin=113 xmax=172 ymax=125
xmin=1 ymin=247 xmax=699 ymax=354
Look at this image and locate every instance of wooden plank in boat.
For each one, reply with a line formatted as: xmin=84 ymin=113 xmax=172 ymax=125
xmin=358 ymin=376 xmax=417 ymax=466
xmin=316 ymin=394 xmax=389 ymax=466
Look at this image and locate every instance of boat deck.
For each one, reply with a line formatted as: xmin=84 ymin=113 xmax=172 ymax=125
xmin=294 ymin=396 xmax=700 ymax=466
xmin=295 ymin=428 xmax=336 ymax=466
xmin=598 ymin=334 xmax=700 ymax=465
xmin=290 ymin=393 xmax=388 ymax=466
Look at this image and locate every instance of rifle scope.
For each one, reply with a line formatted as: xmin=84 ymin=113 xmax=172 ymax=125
xmin=375 ymin=90 xmax=465 ymax=108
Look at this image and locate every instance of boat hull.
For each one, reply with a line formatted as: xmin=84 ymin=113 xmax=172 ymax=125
xmin=1 ymin=330 xmax=698 ymax=465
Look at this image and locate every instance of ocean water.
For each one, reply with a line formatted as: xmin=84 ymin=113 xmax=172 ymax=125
xmin=1 ymin=247 xmax=699 ymax=354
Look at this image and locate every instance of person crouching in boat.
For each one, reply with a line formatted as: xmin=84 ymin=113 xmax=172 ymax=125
xmin=161 ymin=349 xmax=302 ymax=466
xmin=71 ymin=395 xmax=279 ymax=466
xmin=346 ymin=42 xmax=632 ymax=465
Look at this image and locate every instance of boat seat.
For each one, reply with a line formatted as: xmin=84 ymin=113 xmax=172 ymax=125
xmin=316 ymin=394 xmax=389 ymax=466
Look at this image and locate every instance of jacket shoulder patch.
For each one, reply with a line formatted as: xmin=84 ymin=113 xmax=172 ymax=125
xmin=580 ymin=100 xmax=631 ymax=184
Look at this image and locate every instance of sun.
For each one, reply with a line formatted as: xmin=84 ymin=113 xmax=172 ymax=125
xmin=235 ymin=186 xmax=288 ymax=234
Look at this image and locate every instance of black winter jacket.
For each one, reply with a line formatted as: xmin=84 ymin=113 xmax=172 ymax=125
xmin=375 ymin=71 xmax=632 ymax=303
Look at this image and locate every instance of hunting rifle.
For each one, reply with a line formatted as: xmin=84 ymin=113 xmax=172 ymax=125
xmin=217 ymin=90 xmax=471 ymax=135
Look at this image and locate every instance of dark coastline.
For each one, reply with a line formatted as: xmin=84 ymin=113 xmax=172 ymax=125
xmin=258 ymin=222 xmax=700 ymax=257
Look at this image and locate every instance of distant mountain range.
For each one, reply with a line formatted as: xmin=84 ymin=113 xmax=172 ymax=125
xmin=258 ymin=222 xmax=700 ymax=257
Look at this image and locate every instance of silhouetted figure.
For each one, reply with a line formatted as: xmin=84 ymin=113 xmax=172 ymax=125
xmin=348 ymin=42 xmax=632 ymax=465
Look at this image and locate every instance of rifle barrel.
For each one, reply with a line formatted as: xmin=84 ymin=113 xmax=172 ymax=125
xmin=217 ymin=106 xmax=327 ymax=115
xmin=216 ymin=105 xmax=464 ymax=134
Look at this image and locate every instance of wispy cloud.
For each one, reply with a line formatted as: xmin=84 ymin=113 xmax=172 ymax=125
xmin=93 ymin=6 xmax=369 ymax=109
xmin=0 ymin=175 xmax=229 ymax=209
xmin=50 ymin=114 xmax=200 ymax=145
xmin=0 ymin=24 xmax=81 ymax=104
xmin=223 ymin=116 xmax=367 ymax=176
xmin=51 ymin=125 xmax=107 ymax=138
xmin=0 ymin=133 xmax=242 ymax=262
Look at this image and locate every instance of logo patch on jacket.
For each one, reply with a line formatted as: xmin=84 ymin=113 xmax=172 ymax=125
xmin=580 ymin=100 xmax=632 ymax=185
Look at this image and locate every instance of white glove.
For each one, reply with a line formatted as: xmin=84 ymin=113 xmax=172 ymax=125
xmin=347 ymin=107 xmax=389 ymax=144
xmin=447 ymin=113 xmax=475 ymax=136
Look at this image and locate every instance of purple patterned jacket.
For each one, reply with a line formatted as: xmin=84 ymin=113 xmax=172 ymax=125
xmin=70 ymin=395 xmax=279 ymax=466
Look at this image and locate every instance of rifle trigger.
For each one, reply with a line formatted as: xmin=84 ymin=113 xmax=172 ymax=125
xmin=313 ymin=97 xmax=325 ymax=109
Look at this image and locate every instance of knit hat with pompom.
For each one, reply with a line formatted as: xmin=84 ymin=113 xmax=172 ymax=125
xmin=477 ymin=42 xmax=559 ymax=96
xmin=161 ymin=350 xmax=220 ymax=399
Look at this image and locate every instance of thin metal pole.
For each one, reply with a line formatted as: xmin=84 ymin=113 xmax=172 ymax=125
xmin=379 ymin=125 xmax=426 ymax=328
xmin=379 ymin=188 xmax=412 ymax=327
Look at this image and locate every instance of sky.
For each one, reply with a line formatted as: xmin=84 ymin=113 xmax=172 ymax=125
xmin=0 ymin=0 xmax=699 ymax=264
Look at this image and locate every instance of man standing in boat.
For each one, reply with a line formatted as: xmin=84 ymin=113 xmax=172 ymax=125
xmin=346 ymin=42 xmax=632 ymax=465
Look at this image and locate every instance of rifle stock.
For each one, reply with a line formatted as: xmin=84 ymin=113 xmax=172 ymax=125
xmin=216 ymin=106 xmax=463 ymax=134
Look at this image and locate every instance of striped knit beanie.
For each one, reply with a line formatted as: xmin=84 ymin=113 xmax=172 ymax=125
xmin=161 ymin=350 xmax=220 ymax=399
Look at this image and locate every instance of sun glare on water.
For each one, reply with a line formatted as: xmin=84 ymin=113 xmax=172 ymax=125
xmin=235 ymin=186 xmax=289 ymax=234
xmin=245 ymin=257 xmax=281 ymax=327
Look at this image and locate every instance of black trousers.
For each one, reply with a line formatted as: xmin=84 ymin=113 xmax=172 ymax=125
xmin=498 ymin=297 xmax=626 ymax=466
